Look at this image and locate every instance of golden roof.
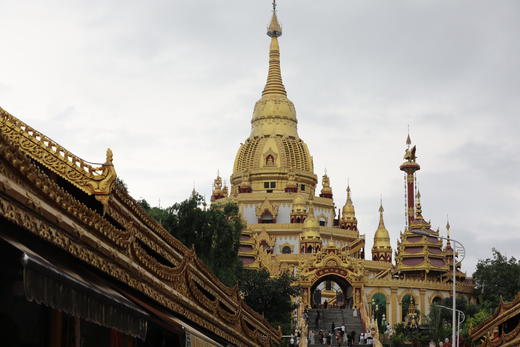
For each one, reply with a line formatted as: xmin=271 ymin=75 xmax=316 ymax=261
xmin=373 ymin=202 xmax=391 ymax=249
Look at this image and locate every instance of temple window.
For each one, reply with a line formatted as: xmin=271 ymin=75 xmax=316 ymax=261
xmin=307 ymin=245 xmax=313 ymax=253
xmin=264 ymin=182 xmax=276 ymax=191
xmin=260 ymin=213 xmax=274 ymax=224
xmin=282 ymin=246 xmax=291 ymax=254
xmin=319 ymin=218 xmax=326 ymax=226
xmin=300 ymin=184 xmax=306 ymax=191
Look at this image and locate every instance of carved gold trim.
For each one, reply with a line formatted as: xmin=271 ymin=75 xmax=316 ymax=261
xmin=0 ymin=107 xmax=117 ymax=205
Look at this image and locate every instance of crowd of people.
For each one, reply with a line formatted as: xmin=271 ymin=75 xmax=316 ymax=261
xmin=308 ymin=325 xmax=356 ymax=346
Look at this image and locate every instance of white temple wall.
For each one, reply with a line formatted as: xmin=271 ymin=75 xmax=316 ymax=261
xmin=274 ymin=235 xmax=300 ymax=254
xmin=241 ymin=204 xmax=258 ymax=225
xmin=277 ymin=204 xmax=291 ymax=223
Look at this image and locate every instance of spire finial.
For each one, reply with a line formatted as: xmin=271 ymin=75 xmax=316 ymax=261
xmin=406 ymin=125 xmax=412 ymax=148
xmin=379 ymin=194 xmax=384 ymax=213
xmin=346 ymin=184 xmax=352 ymax=204
xmin=267 ymin=3 xmax=282 ymax=38
xmin=263 ymin=3 xmax=285 ymax=96
xmin=446 ymin=215 xmax=451 ymax=237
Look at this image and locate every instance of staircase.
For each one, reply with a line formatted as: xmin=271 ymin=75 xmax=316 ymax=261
xmin=307 ymin=308 xmax=371 ymax=346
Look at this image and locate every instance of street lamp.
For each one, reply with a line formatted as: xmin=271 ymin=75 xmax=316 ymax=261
xmin=434 ymin=304 xmax=466 ymax=347
xmin=410 ymin=229 xmax=466 ymax=346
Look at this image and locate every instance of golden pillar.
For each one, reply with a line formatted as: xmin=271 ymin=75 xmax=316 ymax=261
xmin=391 ymin=287 xmax=398 ymax=325
xmin=419 ymin=289 xmax=426 ymax=323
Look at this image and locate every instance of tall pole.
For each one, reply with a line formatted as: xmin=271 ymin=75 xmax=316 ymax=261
xmin=452 ymin=252 xmax=456 ymax=346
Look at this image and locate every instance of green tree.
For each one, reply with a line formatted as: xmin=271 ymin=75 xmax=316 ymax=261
xmin=473 ymin=248 xmax=520 ymax=309
xmin=138 ymin=192 xmax=243 ymax=286
xmin=239 ymin=268 xmax=300 ymax=330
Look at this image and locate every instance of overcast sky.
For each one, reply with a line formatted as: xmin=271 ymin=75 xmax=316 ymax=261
xmin=1 ymin=0 xmax=519 ymax=275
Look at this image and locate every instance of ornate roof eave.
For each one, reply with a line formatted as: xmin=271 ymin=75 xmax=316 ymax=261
xmin=0 ymin=107 xmax=117 ymax=206
xmin=396 ymin=260 xmax=449 ymax=271
xmin=470 ymin=292 xmax=520 ymax=341
xmin=0 ymin=130 xmax=281 ymax=345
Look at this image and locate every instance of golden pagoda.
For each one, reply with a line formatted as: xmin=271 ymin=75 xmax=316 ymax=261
xmin=211 ymin=3 xmax=474 ymax=327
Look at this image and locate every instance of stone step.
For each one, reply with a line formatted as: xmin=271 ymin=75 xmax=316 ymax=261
xmin=307 ymin=308 xmax=366 ymax=347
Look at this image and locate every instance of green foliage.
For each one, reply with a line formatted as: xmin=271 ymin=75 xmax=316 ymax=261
xmin=115 ymin=177 xmax=128 ymax=193
xmin=390 ymin=332 xmax=405 ymax=347
xmin=473 ymin=248 xmax=520 ymax=310
xmin=139 ymin=193 xmax=243 ymax=286
xmin=239 ymin=268 xmax=300 ymax=331
xmin=426 ymin=305 xmax=451 ymax=343
xmin=460 ymin=308 xmax=491 ymax=343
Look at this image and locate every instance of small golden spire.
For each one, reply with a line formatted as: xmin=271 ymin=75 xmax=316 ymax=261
xmin=373 ymin=197 xmax=391 ymax=250
xmin=346 ymin=184 xmax=352 ymax=203
xmin=446 ymin=216 xmax=451 ymax=238
xmin=406 ymin=126 xmax=412 ymax=148
xmin=263 ymin=2 xmax=286 ymax=96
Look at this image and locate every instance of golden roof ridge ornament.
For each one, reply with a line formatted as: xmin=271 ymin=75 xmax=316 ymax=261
xmin=0 ymin=107 xmax=117 ymax=206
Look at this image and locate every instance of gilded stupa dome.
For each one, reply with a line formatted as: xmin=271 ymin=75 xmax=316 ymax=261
xmin=231 ymin=9 xmax=316 ymax=192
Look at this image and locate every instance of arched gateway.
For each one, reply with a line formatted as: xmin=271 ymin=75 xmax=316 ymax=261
xmin=310 ymin=274 xmax=353 ymax=308
xmin=298 ymin=243 xmax=366 ymax=309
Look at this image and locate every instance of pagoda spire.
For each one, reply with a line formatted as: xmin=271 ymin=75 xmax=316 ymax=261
xmin=263 ymin=2 xmax=286 ymax=96
xmin=340 ymin=184 xmax=358 ymax=232
xmin=400 ymin=133 xmax=420 ymax=226
xmin=372 ymin=197 xmax=392 ymax=262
